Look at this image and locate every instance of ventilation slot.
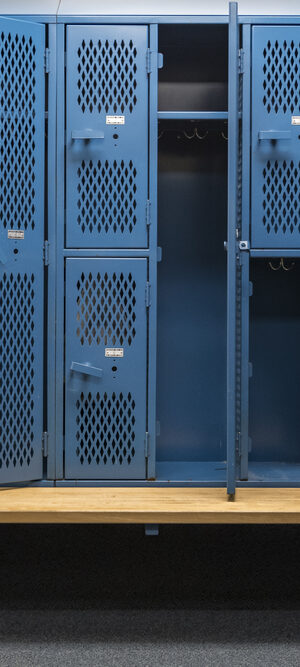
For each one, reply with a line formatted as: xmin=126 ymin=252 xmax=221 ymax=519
xmin=0 ymin=273 xmax=35 ymax=470
xmin=0 ymin=117 xmax=36 ymax=231
xmin=0 ymin=31 xmax=36 ymax=114
xmin=77 ymin=38 xmax=138 ymax=114
xmin=75 ymin=391 xmax=136 ymax=466
xmin=0 ymin=30 xmax=37 ymax=232
xmin=76 ymin=270 xmax=137 ymax=347
xmin=262 ymin=160 xmax=300 ymax=235
xmin=77 ymin=159 xmax=137 ymax=236
xmin=262 ymin=39 xmax=300 ymax=114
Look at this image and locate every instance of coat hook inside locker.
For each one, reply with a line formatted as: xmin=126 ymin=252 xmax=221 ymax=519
xmin=268 ymin=258 xmax=296 ymax=271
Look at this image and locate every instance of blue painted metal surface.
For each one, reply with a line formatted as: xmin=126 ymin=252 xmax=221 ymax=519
xmin=239 ymin=24 xmax=251 ymax=481
xmin=66 ymin=25 xmax=148 ymax=249
xmin=65 ymin=257 xmax=147 ymax=479
xmin=251 ymin=26 xmax=300 ymax=248
xmin=46 ymin=23 xmax=58 ymax=480
xmin=3 ymin=5 xmax=300 ymax=490
xmin=226 ymin=1 xmax=239 ymax=495
xmin=0 ymin=16 xmax=45 ymax=482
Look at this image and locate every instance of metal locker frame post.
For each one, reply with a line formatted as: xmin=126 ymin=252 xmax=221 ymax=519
xmin=55 ymin=22 xmax=65 ymax=479
xmin=147 ymin=23 xmax=159 ymax=479
xmin=227 ymin=1 xmax=240 ymax=497
xmin=46 ymin=22 xmax=58 ymax=479
xmin=238 ymin=24 xmax=251 ymax=481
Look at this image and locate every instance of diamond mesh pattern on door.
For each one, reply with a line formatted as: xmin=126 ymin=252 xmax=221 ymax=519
xmin=0 ymin=28 xmax=38 ymax=233
xmin=0 ymin=31 xmax=36 ymax=113
xmin=262 ymin=38 xmax=300 ymax=114
xmin=0 ymin=117 xmax=36 ymax=231
xmin=77 ymin=37 xmax=138 ymax=114
xmin=75 ymin=391 xmax=136 ymax=466
xmin=262 ymin=159 xmax=300 ymax=236
xmin=76 ymin=159 xmax=137 ymax=236
xmin=76 ymin=269 xmax=137 ymax=347
xmin=0 ymin=272 xmax=35 ymax=471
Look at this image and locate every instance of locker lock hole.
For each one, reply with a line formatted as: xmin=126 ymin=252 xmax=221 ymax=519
xmin=112 ymin=365 xmax=118 ymax=372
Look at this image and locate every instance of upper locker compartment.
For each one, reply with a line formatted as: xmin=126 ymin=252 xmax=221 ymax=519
xmin=251 ymin=26 xmax=300 ymax=248
xmin=66 ymin=25 xmax=149 ymax=248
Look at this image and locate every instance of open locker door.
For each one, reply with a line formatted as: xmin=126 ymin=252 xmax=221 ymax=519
xmin=0 ymin=17 xmax=45 ymax=483
xmin=227 ymin=2 xmax=240 ymax=497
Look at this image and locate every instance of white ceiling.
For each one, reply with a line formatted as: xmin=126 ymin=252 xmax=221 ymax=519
xmin=2 ymin=0 xmax=300 ymax=17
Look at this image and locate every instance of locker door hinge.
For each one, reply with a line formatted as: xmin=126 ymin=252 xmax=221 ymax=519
xmin=237 ymin=432 xmax=242 ymax=457
xmin=146 ymin=199 xmax=151 ymax=226
xmin=238 ymin=49 xmax=245 ymax=74
xmin=44 ymin=48 xmax=50 ymax=74
xmin=146 ymin=49 xmax=164 ymax=74
xmin=43 ymin=240 xmax=50 ymax=266
xmin=42 ymin=431 xmax=48 ymax=457
xmin=145 ymin=432 xmax=150 ymax=458
xmin=145 ymin=282 xmax=151 ymax=308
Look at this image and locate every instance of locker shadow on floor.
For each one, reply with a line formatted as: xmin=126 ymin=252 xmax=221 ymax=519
xmin=1 ymin=524 xmax=300 ymax=611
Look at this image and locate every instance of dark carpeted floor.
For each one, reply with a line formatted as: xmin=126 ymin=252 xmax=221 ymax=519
xmin=0 ymin=524 xmax=300 ymax=665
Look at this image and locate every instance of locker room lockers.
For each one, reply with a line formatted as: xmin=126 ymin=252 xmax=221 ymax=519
xmin=1 ymin=3 xmax=300 ymax=494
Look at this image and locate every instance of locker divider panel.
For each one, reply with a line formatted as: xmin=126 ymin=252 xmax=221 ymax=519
xmin=65 ymin=258 xmax=147 ymax=479
xmin=0 ymin=16 xmax=45 ymax=482
xmin=66 ymin=25 xmax=148 ymax=249
xmin=251 ymin=26 xmax=300 ymax=249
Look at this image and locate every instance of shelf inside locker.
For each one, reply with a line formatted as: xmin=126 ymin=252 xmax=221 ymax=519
xmin=243 ymin=462 xmax=300 ymax=484
xmin=158 ymin=112 xmax=228 ymax=120
xmin=158 ymin=24 xmax=228 ymax=113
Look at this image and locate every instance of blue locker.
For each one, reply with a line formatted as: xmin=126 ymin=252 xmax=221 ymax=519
xmin=0 ymin=16 xmax=45 ymax=483
xmin=65 ymin=258 xmax=148 ymax=479
xmin=3 ymin=2 xmax=300 ymax=496
xmin=251 ymin=27 xmax=300 ymax=248
xmin=66 ymin=25 xmax=149 ymax=248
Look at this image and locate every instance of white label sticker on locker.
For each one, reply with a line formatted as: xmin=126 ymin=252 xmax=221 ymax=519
xmin=106 ymin=115 xmax=125 ymax=125
xmin=291 ymin=116 xmax=300 ymax=125
xmin=7 ymin=230 xmax=24 ymax=239
xmin=105 ymin=348 xmax=124 ymax=358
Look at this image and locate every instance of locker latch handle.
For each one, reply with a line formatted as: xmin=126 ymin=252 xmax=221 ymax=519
xmin=71 ymin=361 xmax=103 ymax=378
xmin=71 ymin=129 xmax=105 ymax=140
xmin=258 ymin=130 xmax=291 ymax=141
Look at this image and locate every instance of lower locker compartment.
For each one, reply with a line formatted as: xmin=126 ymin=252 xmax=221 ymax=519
xmin=64 ymin=258 xmax=147 ymax=480
xmin=248 ymin=258 xmax=300 ymax=483
xmin=156 ymin=122 xmax=228 ymax=483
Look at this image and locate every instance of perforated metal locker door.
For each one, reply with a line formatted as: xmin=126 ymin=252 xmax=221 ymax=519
xmin=251 ymin=27 xmax=300 ymax=248
xmin=66 ymin=26 xmax=148 ymax=249
xmin=0 ymin=17 xmax=45 ymax=482
xmin=65 ymin=258 xmax=147 ymax=479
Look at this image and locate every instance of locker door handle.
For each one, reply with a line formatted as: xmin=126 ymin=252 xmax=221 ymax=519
xmin=70 ymin=362 xmax=103 ymax=378
xmin=258 ymin=130 xmax=291 ymax=141
xmin=71 ymin=129 xmax=105 ymax=140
